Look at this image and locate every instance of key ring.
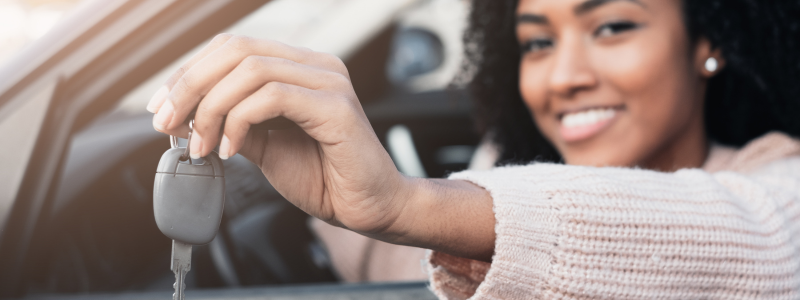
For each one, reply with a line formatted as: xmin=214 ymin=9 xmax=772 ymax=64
xmin=169 ymin=120 xmax=194 ymax=162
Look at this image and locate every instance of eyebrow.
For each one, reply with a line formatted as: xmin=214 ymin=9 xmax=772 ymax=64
xmin=517 ymin=14 xmax=548 ymax=25
xmin=574 ymin=0 xmax=646 ymax=15
xmin=516 ymin=0 xmax=646 ymax=25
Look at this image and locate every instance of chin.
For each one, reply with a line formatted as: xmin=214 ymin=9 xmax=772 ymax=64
xmin=560 ymin=145 xmax=637 ymax=168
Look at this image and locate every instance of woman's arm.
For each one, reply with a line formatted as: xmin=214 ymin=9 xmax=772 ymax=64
xmin=427 ymin=154 xmax=800 ymax=299
xmin=388 ymin=178 xmax=496 ymax=262
xmin=146 ymin=34 xmax=496 ymax=261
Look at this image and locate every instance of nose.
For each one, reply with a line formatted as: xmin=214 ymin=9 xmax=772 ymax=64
xmin=548 ymin=35 xmax=597 ymax=98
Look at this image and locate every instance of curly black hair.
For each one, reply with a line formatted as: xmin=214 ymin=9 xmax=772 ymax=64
xmin=459 ymin=0 xmax=800 ymax=165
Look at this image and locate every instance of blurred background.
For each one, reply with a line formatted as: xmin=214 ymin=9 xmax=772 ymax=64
xmin=0 ymin=0 xmax=479 ymax=298
xmin=0 ymin=0 xmax=87 ymax=66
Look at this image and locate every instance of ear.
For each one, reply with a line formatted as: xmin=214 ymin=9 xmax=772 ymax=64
xmin=693 ymin=38 xmax=726 ymax=78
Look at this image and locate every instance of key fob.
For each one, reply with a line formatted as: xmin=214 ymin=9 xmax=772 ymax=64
xmin=154 ymin=148 xmax=225 ymax=245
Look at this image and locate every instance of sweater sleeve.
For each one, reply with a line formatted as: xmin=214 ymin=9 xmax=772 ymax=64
xmin=427 ymin=159 xmax=800 ymax=299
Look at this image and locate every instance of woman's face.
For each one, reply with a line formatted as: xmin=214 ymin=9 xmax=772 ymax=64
xmin=517 ymin=0 xmax=719 ymax=170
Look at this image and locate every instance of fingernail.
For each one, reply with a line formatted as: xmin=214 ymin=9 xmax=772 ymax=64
xmin=219 ymin=135 xmax=230 ymax=160
xmin=190 ymin=131 xmax=203 ymax=159
xmin=153 ymin=101 xmax=174 ymax=130
xmin=146 ymin=85 xmax=169 ymax=113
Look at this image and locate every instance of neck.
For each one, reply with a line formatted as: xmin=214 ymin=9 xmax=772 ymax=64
xmin=640 ymin=114 xmax=708 ymax=172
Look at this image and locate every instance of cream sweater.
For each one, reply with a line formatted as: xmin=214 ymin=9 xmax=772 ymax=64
xmin=428 ymin=132 xmax=800 ymax=299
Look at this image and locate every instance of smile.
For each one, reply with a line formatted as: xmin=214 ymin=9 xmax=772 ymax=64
xmin=559 ymin=106 xmax=622 ymax=142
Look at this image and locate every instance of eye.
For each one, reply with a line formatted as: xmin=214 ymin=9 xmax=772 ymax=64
xmin=594 ymin=21 xmax=639 ymax=38
xmin=521 ymin=38 xmax=554 ymax=54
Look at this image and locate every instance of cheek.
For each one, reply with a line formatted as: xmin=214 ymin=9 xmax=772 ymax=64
xmin=597 ymin=34 xmax=694 ymax=121
xmin=519 ymin=61 xmax=544 ymax=110
xmin=519 ymin=60 xmax=555 ymax=132
xmin=589 ymin=30 xmax=698 ymax=164
xmin=593 ymin=35 xmax=680 ymax=99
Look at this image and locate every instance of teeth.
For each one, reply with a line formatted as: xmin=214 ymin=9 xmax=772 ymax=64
xmin=561 ymin=108 xmax=616 ymax=128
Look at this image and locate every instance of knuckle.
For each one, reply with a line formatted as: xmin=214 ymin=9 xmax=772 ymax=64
xmin=225 ymin=110 xmax=250 ymax=131
xmin=226 ymin=35 xmax=253 ymax=51
xmin=175 ymin=66 xmax=191 ymax=78
xmin=323 ymin=52 xmax=345 ymax=67
xmin=271 ymin=56 xmax=294 ymax=67
xmin=212 ymin=33 xmax=234 ymax=45
xmin=264 ymin=56 xmax=296 ymax=71
xmin=319 ymin=52 xmax=348 ymax=74
xmin=319 ymin=71 xmax=350 ymax=90
xmin=197 ymin=101 xmax=223 ymax=117
xmin=329 ymin=72 xmax=350 ymax=85
xmin=166 ymin=66 xmax=191 ymax=86
xmin=194 ymin=120 xmax=214 ymax=135
xmin=263 ymin=82 xmax=288 ymax=98
xmin=294 ymin=47 xmax=314 ymax=62
xmin=173 ymin=74 xmax=195 ymax=94
xmin=241 ymin=55 xmax=265 ymax=72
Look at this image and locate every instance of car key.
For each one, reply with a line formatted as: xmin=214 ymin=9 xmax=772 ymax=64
xmin=154 ymin=121 xmax=225 ymax=300
xmin=171 ymin=240 xmax=192 ymax=300
xmin=154 ymin=118 xmax=289 ymax=299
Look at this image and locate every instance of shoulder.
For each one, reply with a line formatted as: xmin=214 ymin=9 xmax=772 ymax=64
xmin=451 ymin=131 xmax=800 ymax=195
xmin=704 ymin=131 xmax=800 ymax=174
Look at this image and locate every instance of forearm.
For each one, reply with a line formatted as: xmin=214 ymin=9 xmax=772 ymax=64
xmin=384 ymin=177 xmax=496 ymax=262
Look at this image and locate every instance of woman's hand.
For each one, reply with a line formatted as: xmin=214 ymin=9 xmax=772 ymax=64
xmin=147 ymin=34 xmax=410 ymax=237
xmin=147 ymin=34 xmax=496 ymax=261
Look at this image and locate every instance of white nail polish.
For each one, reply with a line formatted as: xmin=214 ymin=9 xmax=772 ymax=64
xmin=218 ymin=135 xmax=232 ymax=160
xmin=189 ymin=131 xmax=203 ymax=159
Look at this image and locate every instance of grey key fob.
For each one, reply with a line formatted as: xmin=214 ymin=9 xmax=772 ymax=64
xmin=154 ymin=148 xmax=225 ymax=245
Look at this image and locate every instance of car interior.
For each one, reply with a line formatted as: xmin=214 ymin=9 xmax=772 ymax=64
xmin=0 ymin=0 xmax=478 ymax=297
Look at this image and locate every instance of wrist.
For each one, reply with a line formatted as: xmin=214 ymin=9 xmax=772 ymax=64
xmin=376 ymin=176 xmax=496 ymax=261
xmin=367 ymin=174 xmax=425 ymax=243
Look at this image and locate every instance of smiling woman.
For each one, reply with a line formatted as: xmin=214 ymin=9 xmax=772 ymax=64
xmin=422 ymin=0 xmax=800 ymax=298
xmin=467 ymin=0 xmax=800 ymax=168
xmin=145 ymin=0 xmax=800 ymax=298
xmin=516 ymin=0 xmax=712 ymax=170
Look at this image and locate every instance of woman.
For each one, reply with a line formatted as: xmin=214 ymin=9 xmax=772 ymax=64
xmin=146 ymin=0 xmax=800 ymax=298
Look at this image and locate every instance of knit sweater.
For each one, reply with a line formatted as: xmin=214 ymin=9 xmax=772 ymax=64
xmin=427 ymin=132 xmax=800 ymax=299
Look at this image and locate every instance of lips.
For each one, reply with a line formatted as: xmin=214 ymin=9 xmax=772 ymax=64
xmin=559 ymin=107 xmax=620 ymax=142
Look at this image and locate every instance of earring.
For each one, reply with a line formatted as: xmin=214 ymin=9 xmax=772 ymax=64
xmin=705 ymin=57 xmax=718 ymax=73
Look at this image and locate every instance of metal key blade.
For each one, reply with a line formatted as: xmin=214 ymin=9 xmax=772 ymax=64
xmin=171 ymin=240 xmax=192 ymax=300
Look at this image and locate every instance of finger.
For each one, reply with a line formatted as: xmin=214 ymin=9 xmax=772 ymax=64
xmin=147 ymin=33 xmax=233 ymax=113
xmin=191 ymin=56 xmax=348 ymax=158
xmin=152 ymin=115 xmax=191 ymax=138
xmin=155 ymin=36 xmax=346 ymax=132
xmin=218 ymin=82 xmax=336 ymax=159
